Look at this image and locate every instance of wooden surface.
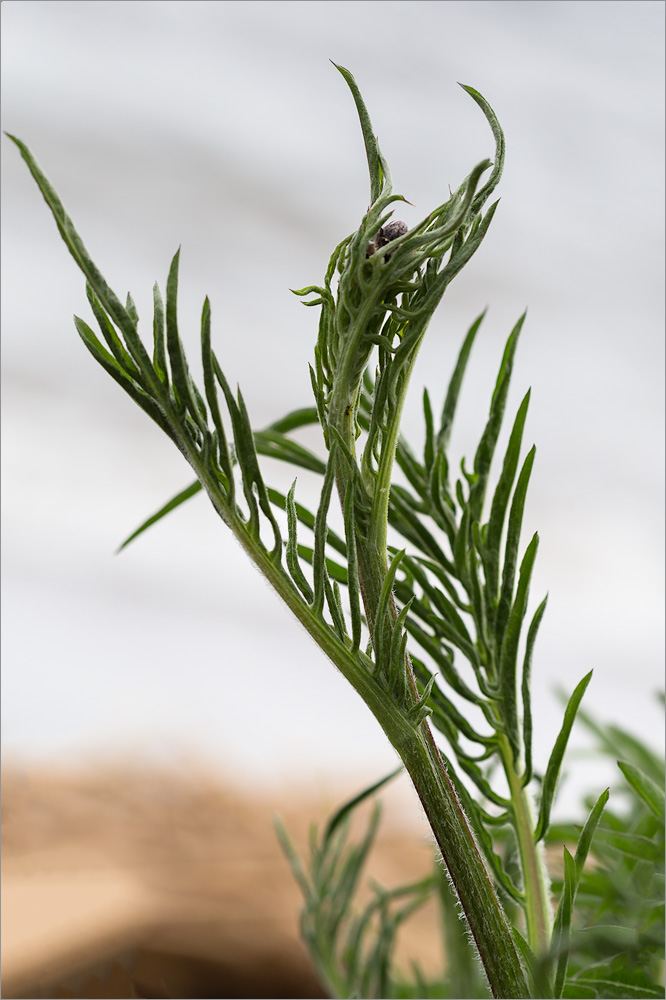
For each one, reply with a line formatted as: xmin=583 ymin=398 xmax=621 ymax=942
xmin=2 ymin=766 xmax=442 ymax=998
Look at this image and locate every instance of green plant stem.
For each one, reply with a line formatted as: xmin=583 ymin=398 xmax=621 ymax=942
xmin=499 ymin=735 xmax=553 ymax=957
xmin=326 ymin=321 xmax=528 ymax=998
xmin=198 ymin=435 xmax=528 ymax=995
xmin=399 ymin=728 xmax=530 ymax=998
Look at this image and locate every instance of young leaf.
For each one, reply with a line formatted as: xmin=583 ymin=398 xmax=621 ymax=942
xmin=459 ymin=84 xmax=506 ymax=214
xmin=323 ymin=767 xmax=402 ymax=849
xmin=498 ymin=531 xmax=539 ymax=761
xmin=331 ymin=62 xmax=387 ymax=205
xmin=312 ymin=448 xmax=338 ymax=615
xmin=201 ymin=297 xmax=234 ymax=494
xmin=484 ymin=390 xmax=531 ymax=610
xmin=117 ymin=480 xmax=203 ymax=552
xmin=468 ymin=312 xmax=526 ymax=528
xmin=437 ymin=310 xmax=485 ymax=455
xmin=535 ymin=670 xmax=594 ymax=842
xmin=521 ymin=595 xmax=548 ymax=784
xmin=74 ymin=316 xmax=177 ymax=443
xmin=152 ymin=281 xmax=168 ymax=384
xmin=7 ymin=134 xmax=165 ymax=399
xmin=554 ymin=847 xmax=577 ymax=998
xmin=286 ymin=481 xmax=314 ymax=602
xmin=165 ymin=248 xmax=208 ymax=433
xmin=551 ymin=787 xmax=610 ymax=998
xmin=495 ymin=445 xmax=536 ymax=657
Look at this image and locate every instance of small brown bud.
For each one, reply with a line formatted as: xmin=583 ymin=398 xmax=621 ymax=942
xmin=375 ymin=220 xmax=408 ymax=248
xmin=366 ymin=220 xmax=408 ymax=259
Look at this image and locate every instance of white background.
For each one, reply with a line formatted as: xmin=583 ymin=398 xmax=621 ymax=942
xmin=2 ymin=1 xmax=664 ymax=818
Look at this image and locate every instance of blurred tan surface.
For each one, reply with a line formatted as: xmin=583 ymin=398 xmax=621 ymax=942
xmin=1 ymin=766 xmax=442 ymax=999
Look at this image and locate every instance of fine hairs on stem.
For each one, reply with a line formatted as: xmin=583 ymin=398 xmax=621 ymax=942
xmin=9 ymin=62 xmax=664 ymax=1000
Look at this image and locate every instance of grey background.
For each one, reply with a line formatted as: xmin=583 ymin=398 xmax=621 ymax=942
xmin=2 ymin=1 xmax=664 ymax=815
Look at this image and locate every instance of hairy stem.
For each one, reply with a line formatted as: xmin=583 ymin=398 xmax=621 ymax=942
xmin=328 ymin=336 xmax=528 ymax=998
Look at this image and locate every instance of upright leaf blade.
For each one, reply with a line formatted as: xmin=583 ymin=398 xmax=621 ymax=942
xmin=535 ymin=671 xmax=594 ymax=842
xmin=331 ymin=62 xmax=386 ymax=204
xmin=437 ymin=309 xmax=486 ymax=452
xmin=117 ymin=480 xmax=203 ymax=553
xmin=617 ymin=761 xmax=665 ymax=820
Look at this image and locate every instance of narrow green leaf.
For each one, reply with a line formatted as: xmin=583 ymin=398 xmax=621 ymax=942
xmin=404 ymin=554 xmax=473 ymax=647
xmin=550 ymin=786 xmax=609 ymax=995
xmin=403 ymin=616 xmax=484 ymax=706
xmin=413 ymin=658 xmax=493 ymax=746
xmin=254 ymin=430 xmax=326 ymax=474
xmin=331 ymin=62 xmax=386 ymax=204
xmin=152 ymin=282 xmax=168 ymax=385
xmin=573 ymin=961 xmax=665 ymax=999
xmin=326 ymin=578 xmax=347 ymax=641
xmin=428 ymin=451 xmax=458 ymax=544
xmin=561 ymin=985 xmax=597 ymax=1000
xmin=388 ymin=599 xmax=412 ymax=699
xmin=74 ymin=314 xmax=127 ymax=376
xmin=308 ymin=361 xmax=328 ymax=444
xmin=573 ymin=787 xmax=610 ymax=878
xmin=117 ymin=480 xmax=203 ymax=552
xmin=617 ymin=761 xmax=665 ymax=821
xmin=8 ymin=134 xmax=164 ymax=399
xmin=265 ymin=406 xmax=319 ymax=434
xmin=296 ymin=544 xmax=348 ymax=585
xmin=213 ymin=358 xmax=259 ymax=528
xmin=459 ymin=85 xmax=506 ymax=214
xmin=437 ymin=311 xmax=485 ymax=454
xmin=499 ymin=531 xmax=539 ymax=761
xmin=313 ymin=449 xmax=338 ymax=614
xmin=266 ymin=487 xmax=347 ymax=560
xmin=274 ymin=817 xmax=312 ymax=901
xmin=125 ymin=291 xmax=138 ymax=325
xmin=74 ymin=316 xmax=176 ymax=443
xmin=165 ymin=248 xmax=207 ymax=433
xmin=521 ymin=595 xmax=548 ymax=784
xmin=389 ymin=488 xmax=454 ymax=571
xmin=435 ymin=198 xmax=500 ymax=293
xmin=470 ymin=313 xmax=526 ymax=528
xmin=535 ymin=670 xmax=594 ymax=842
xmin=423 ymin=388 xmax=435 ymax=471
xmin=576 ymin=711 xmax=665 ymax=784
xmin=484 ymin=390 xmax=531 ymax=610
xmin=286 ymin=481 xmax=314 ymax=602
xmin=395 ymin=436 xmax=428 ymax=499
xmin=593 ymin=829 xmax=663 ymax=862
xmin=327 ymin=809 xmax=382 ymax=939
xmin=344 ymin=486 xmax=362 ymax=650
xmin=374 ymin=548 xmax=405 ymax=668
xmin=554 ymin=846 xmax=576 ymax=998
xmin=467 ymin=541 xmax=490 ymax=667
xmin=86 ymin=284 xmax=139 ymax=378
xmin=511 ymin=928 xmax=543 ymax=999
xmin=201 ymin=301 xmax=234 ymax=495
xmin=496 ymin=444 xmax=536 ymax=656
xmin=575 ymin=980 xmax=662 ymax=999
xmin=406 ymin=673 xmax=436 ymax=726
xmin=323 ymin=767 xmax=402 ymax=848
xmin=236 ymin=387 xmax=283 ymax=558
